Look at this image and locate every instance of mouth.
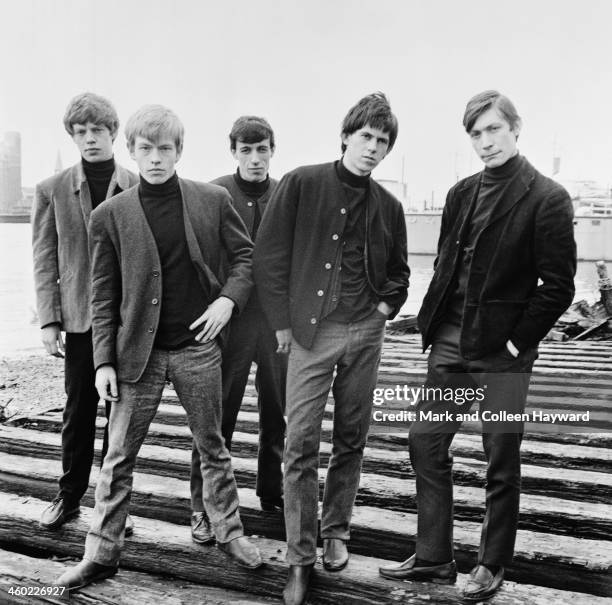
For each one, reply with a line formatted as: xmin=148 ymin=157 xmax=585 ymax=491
xmin=483 ymin=152 xmax=500 ymax=161
xmin=85 ymin=148 xmax=100 ymax=153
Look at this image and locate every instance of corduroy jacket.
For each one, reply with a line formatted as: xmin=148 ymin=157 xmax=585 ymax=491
xmin=88 ymin=178 xmax=254 ymax=382
xmin=417 ymin=156 xmax=576 ymax=359
xmin=31 ymin=162 xmax=138 ymax=332
xmin=253 ymin=161 xmax=410 ymax=349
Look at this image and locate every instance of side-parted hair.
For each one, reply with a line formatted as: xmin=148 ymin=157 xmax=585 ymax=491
xmin=463 ymin=90 xmax=521 ymax=133
xmin=63 ymin=92 xmax=119 ymax=138
xmin=125 ymin=105 xmax=185 ymax=154
xmin=341 ymin=92 xmax=398 ymax=153
xmin=229 ymin=116 xmax=275 ymax=150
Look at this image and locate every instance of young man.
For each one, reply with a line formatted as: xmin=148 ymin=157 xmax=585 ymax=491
xmin=55 ymin=105 xmax=262 ymax=590
xmin=32 ymin=93 xmax=138 ymax=532
xmin=254 ymin=93 xmax=410 ymax=605
xmin=379 ymin=91 xmax=576 ymax=601
xmin=190 ymin=116 xmax=287 ymax=545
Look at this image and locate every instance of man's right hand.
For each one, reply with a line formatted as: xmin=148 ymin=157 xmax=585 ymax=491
xmin=41 ymin=325 xmax=64 ymax=357
xmin=95 ymin=365 xmax=120 ymax=402
xmin=275 ymin=328 xmax=293 ymax=355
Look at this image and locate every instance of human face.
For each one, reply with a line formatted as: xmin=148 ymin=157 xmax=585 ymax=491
xmin=232 ymin=138 xmax=274 ymax=182
xmin=72 ymin=122 xmax=114 ymax=162
xmin=469 ymin=107 xmax=520 ymax=168
xmin=341 ymin=125 xmax=390 ymax=176
xmin=130 ymin=135 xmax=181 ymax=184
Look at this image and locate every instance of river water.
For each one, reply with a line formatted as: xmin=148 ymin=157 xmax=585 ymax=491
xmin=0 ymin=224 xmax=601 ymax=357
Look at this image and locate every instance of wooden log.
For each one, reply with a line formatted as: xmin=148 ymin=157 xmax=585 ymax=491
xmin=0 ymin=493 xmax=610 ymax=601
xmin=14 ymin=412 xmax=612 ymax=476
xmin=1 ymin=425 xmax=611 ymax=528
xmin=0 ymin=548 xmax=277 ymax=604
xmin=2 ymin=451 xmax=612 ymax=586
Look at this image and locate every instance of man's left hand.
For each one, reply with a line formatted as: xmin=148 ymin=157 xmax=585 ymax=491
xmin=190 ymin=296 xmax=235 ymax=342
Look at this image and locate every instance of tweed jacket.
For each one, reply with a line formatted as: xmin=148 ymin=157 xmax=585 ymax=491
xmin=417 ymin=156 xmax=576 ymax=359
xmin=31 ymin=162 xmax=137 ymax=332
xmin=253 ymin=161 xmax=410 ymax=349
xmin=88 ymin=177 xmax=254 ymax=383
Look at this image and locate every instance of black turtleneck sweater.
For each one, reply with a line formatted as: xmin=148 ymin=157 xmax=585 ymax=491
xmin=233 ymin=169 xmax=270 ymax=238
xmin=323 ymin=159 xmax=377 ymax=322
xmin=446 ymin=153 xmax=524 ymax=326
xmin=82 ymin=157 xmax=117 ymax=208
xmin=139 ymin=173 xmax=209 ymax=349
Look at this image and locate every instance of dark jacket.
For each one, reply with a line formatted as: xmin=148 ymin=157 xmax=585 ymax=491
xmin=88 ymin=178 xmax=253 ymax=382
xmin=32 ymin=162 xmax=138 ymax=332
xmin=210 ymin=174 xmax=278 ymax=237
xmin=253 ymin=161 xmax=410 ymax=349
xmin=417 ymin=156 xmax=576 ymax=359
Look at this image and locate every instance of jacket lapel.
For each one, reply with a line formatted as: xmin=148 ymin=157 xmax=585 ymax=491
xmin=180 ymin=179 xmax=216 ymax=298
xmin=71 ymin=163 xmax=93 ymax=226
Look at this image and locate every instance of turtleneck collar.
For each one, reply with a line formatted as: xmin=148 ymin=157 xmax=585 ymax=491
xmin=139 ymin=172 xmax=180 ymax=198
xmin=82 ymin=156 xmax=115 ymax=177
xmin=483 ymin=152 xmax=523 ymax=183
xmin=233 ymin=169 xmax=270 ymax=197
xmin=336 ymin=158 xmax=370 ymax=189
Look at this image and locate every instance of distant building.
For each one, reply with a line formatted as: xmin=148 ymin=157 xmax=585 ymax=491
xmin=0 ymin=132 xmax=23 ymax=212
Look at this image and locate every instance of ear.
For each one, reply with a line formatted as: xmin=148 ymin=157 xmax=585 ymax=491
xmin=231 ymin=147 xmax=238 ymax=160
xmin=512 ymin=118 xmax=522 ymax=141
xmin=127 ymin=142 xmax=136 ymax=161
xmin=270 ymin=146 xmax=275 ymax=158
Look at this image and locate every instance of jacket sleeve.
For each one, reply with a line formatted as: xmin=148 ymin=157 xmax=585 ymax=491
xmin=378 ymin=202 xmax=410 ymax=318
xmin=89 ymin=208 xmax=121 ymax=369
xmin=253 ymin=172 xmax=298 ymax=331
xmin=218 ymin=194 xmax=254 ymax=312
xmin=31 ymin=183 xmax=62 ymax=328
xmin=510 ymin=188 xmax=577 ymax=350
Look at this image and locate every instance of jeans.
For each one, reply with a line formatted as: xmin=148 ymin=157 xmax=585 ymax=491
xmin=409 ymin=322 xmax=537 ymax=566
xmin=60 ymin=330 xmax=110 ymax=505
xmin=191 ymin=303 xmax=287 ymax=511
xmin=84 ymin=342 xmax=243 ymax=566
xmin=283 ymin=310 xmax=387 ymax=565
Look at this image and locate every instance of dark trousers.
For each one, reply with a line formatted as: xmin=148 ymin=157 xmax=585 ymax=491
xmin=60 ymin=330 xmax=110 ymax=505
xmin=409 ymin=323 xmax=537 ymax=567
xmin=190 ymin=303 xmax=287 ymax=510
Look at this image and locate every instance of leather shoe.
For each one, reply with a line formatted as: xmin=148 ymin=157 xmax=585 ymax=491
xmin=218 ymin=536 xmax=263 ymax=569
xmin=40 ymin=498 xmax=80 ymax=530
xmin=463 ymin=565 xmax=504 ymax=601
xmin=191 ymin=511 xmax=215 ymax=545
xmin=283 ymin=564 xmax=313 ymax=605
xmin=260 ymin=496 xmax=284 ymax=512
xmin=124 ymin=514 xmax=134 ymax=538
xmin=379 ymin=554 xmax=457 ymax=584
xmin=54 ymin=559 xmax=117 ymax=591
xmin=322 ymin=538 xmax=349 ymax=571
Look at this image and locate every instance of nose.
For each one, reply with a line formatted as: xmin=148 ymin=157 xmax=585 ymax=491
xmin=85 ymin=129 xmax=96 ymax=143
xmin=250 ymin=152 xmax=260 ymax=165
xmin=150 ymin=148 xmax=161 ymax=164
xmin=481 ymin=132 xmax=493 ymax=149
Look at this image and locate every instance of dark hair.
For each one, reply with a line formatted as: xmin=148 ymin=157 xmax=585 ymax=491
xmin=63 ymin=92 xmax=120 ymax=138
xmin=229 ymin=116 xmax=275 ymax=151
xmin=463 ymin=90 xmax=521 ymax=133
xmin=340 ymin=92 xmax=398 ymax=153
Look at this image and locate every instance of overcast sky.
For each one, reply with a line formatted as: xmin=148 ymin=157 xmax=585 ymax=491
xmin=1 ymin=0 xmax=611 ymax=205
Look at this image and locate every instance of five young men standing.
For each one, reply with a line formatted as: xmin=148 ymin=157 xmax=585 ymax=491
xmin=31 ymin=89 xmax=576 ymax=603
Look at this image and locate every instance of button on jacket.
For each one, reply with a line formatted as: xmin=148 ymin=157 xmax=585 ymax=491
xmin=253 ymin=162 xmax=410 ymax=349
xmin=32 ymin=162 xmax=137 ymax=331
xmin=88 ymin=178 xmax=254 ymax=382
